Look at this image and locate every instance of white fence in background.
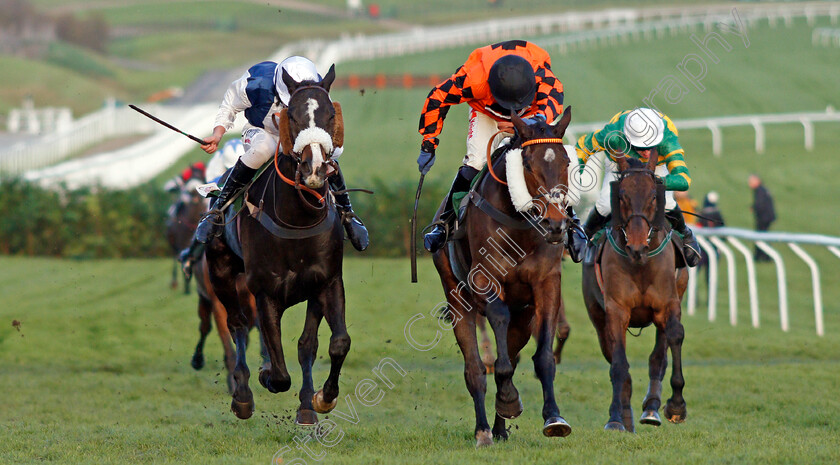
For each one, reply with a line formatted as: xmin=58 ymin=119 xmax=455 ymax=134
xmin=0 ymin=101 xmax=160 ymax=177
xmin=314 ymin=1 xmax=840 ymax=69
xmin=812 ymin=27 xmax=840 ymax=46
xmin=565 ymin=108 xmax=840 ymax=157
xmin=688 ymin=227 xmax=840 ymax=337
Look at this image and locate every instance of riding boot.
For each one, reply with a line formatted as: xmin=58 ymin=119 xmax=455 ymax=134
xmin=583 ymin=208 xmax=610 ymax=242
xmin=328 ymin=166 xmax=369 ymax=251
xmin=665 ymin=205 xmax=701 ymax=267
xmin=193 ymin=159 xmax=257 ymax=244
xmin=424 ymin=165 xmax=479 ymax=253
xmin=178 ymin=239 xmax=205 ymax=280
xmin=565 ymin=206 xmax=587 ymax=263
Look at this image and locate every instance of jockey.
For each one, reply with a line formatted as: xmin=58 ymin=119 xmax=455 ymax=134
xmin=179 ymin=56 xmax=369 ymax=277
xmin=417 ymin=39 xmax=587 ymax=262
xmin=164 ymin=162 xmax=205 ymax=219
xmin=575 ymin=107 xmax=701 ymax=266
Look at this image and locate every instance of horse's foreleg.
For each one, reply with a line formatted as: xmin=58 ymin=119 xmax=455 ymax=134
xmin=255 ymin=292 xmax=292 ymax=394
xmin=320 ymin=277 xmax=350 ymax=407
xmin=640 ymin=327 xmax=667 ymax=426
xmin=491 ymin=309 xmax=534 ymax=441
xmin=296 ymin=298 xmax=324 ymax=426
xmin=604 ymin=300 xmax=631 ymax=432
xmin=553 ymin=297 xmax=571 ymax=365
xmin=452 ymin=310 xmax=493 ymax=447
xmin=533 ymin=283 xmax=572 ymax=438
xmin=485 ymin=296 xmax=522 ymax=422
xmin=191 ymin=295 xmax=213 ymax=370
xmin=664 ymin=310 xmax=687 ymax=423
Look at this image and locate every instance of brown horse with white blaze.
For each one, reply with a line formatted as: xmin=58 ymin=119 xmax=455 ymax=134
xmin=581 ymin=154 xmax=689 ymax=433
xmin=433 ymin=107 xmax=575 ymax=447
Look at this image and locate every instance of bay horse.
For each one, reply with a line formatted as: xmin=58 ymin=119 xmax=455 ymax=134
xmin=166 ymin=178 xmax=205 ymax=293
xmin=206 ymin=65 xmax=349 ymax=425
xmin=433 ymin=107 xmax=575 ymax=447
xmin=581 ymin=154 xmax=688 ymax=433
xmin=189 ymin=254 xmax=264 ymax=394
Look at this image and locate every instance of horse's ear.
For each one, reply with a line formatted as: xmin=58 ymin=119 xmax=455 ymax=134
xmin=552 ymin=105 xmax=572 ymax=138
xmin=281 ymin=67 xmax=299 ymax=97
xmin=615 ymin=154 xmax=630 ymax=172
xmin=321 ymin=64 xmax=336 ymax=92
xmin=511 ymin=110 xmax=530 ymax=139
xmin=646 ymin=146 xmax=659 ymax=171
xmin=332 ymin=101 xmax=344 ymax=148
xmin=274 ymin=109 xmax=293 ymax=154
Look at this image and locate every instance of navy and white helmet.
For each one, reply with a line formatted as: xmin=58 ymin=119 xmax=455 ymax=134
xmin=274 ymin=56 xmax=321 ymax=106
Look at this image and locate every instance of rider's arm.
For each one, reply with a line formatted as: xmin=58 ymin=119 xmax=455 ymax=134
xmin=533 ymin=63 xmax=564 ymax=123
xmin=418 ymin=65 xmax=468 ymax=150
xmin=659 ymin=140 xmax=691 ymax=191
xmin=214 ymin=71 xmax=251 ymax=132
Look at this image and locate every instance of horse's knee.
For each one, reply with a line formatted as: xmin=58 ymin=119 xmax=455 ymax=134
xmin=557 ymin=321 xmax=570 ymax=341
xmin=532 ymin=348 xmax=555 ymax=374
xmin=328 ymin=333 xmax=351 ymax=358
xmin=665 ymin=318 xmax=684 ymax=344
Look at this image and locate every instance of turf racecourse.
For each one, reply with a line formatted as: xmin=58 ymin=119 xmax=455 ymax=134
xmin=1 ymin=257 xmax=838 ymax=464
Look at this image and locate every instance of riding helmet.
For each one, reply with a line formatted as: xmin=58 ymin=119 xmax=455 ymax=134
xmin=275 ymin=56 xmax=322 ymax=106
xmin=623 ymin=108 xmax=665 ymax=148
xmin=488 ymin=55 xmax=537 ymax=112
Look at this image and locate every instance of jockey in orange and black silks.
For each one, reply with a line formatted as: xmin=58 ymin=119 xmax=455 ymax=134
xmin=575 ymin=108 xmax=701 ymax=266
xmin=178 ymin=57 xmax=368 ymax=279
xmin=416 ymin=39 xmax=586 ymax=261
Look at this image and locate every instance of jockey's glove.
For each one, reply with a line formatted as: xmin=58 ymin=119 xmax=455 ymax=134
xmin=418 ymin=141 xmax=436 ymax=175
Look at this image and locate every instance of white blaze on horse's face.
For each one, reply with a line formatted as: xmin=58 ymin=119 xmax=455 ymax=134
xmin=544 ymin=148 xmax=556 ymax=163
xmin=292 ymin=97 xmax=334 ymax=188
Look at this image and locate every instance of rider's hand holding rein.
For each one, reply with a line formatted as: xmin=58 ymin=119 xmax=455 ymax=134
xmin=202 ymin=126 xmax=227 ymax=154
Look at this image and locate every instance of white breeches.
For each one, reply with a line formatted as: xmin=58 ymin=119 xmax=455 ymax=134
xmin=594 ymin=157 xmax=676 ymax=216
xmin=463 ymin=109 xmax=511 ymax=170
xmin=239 ymin=127 xmax=279 ymax=169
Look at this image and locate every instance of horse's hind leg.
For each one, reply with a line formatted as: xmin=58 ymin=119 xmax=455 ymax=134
xmin=191 ymin=295 xmax=213 ymax=370
xmin=171 ymin=259 xmax=179 ymax=290
xmin=211 ymin=300 xmax=236 ymax=394
xmin=317 ymin=277 xmax=350 ymax=411
xmin=485 ymin=296 xmax=522 ymax=422
xmin=452 ymin=309 xmax=494 ymax=447
xmin=640 ymin=327 xmax=667 ymax=426
xmin=664 ymin=311 xmax=687 ymax=423
xmin=296 ymin=297 xmax=325 ymax=426
xmin=477 ymin=316 xmax=495 ymax=374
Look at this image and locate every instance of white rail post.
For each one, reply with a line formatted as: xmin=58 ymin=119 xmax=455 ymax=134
xmin=787 ymin=243 xmax=824 ymax=337
xmin=801 ymin=117 xmax=814 ymax=151
xmin=727 ymin=237 xmax=760 ymax=328
xmin=751 ymin=119 xmax=765 ymax=154
xmin=707 ymin=122 xmax=722 ymax=157
xmin=709 ymin=236 xmax=738 ymax=326
xmin=755 ymin=241 xmax=789 ymax=332
xmin=828 ymin=246 xmax=840 ymax=260
xmin=687 ymin=265 xmax=698 ymax=316
xmin=696 ymin=236 xmax=718 ymax=321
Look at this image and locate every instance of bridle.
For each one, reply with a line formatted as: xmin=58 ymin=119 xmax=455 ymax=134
xmin=614 ymin=167 xmax=661 ymax=247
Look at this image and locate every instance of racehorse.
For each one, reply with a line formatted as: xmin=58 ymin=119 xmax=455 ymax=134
xmin=205 ymin=65 xmax=350 ymax=425
xmin=581 ymin=154 xmax=688 ymax=433
xmin=189 ymin=254 xmax=264 ymax=394
xmin=166 ymin=178 xmax=205 ymax=293
xmin=432 ymin=107 xmax=575 ymax=447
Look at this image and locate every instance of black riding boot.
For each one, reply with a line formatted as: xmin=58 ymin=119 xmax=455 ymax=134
xmin=424 ymin=165 xmax=479 ymax=253
xmin=179 ymin=160 xmax=256 ymax=277
xmin=666 ymin=205 xmax=701 ymax=267
xmin=583 ymin=208 xmax=610 ymax=241
xmin=565 ymin=206 xmax=587 ymax=263
xmin=328 ymin=166 xmax=369 ymax=251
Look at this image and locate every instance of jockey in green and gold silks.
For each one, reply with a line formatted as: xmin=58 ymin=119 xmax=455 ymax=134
xmin=575 ymin=108 xmax=700 ymax=266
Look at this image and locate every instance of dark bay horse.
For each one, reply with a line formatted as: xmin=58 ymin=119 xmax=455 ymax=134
xmin=433 ymin=107 xmax=575 ymax=447
xmin=166 ymin=178 xmax=205 ymax=293
xmin=581 ymin=154 xmax=688 ymax=433
xmin=206 ymin=65 xmax=349 ymax=425
xmin=189 ymin=254 xmax=264 ymax=394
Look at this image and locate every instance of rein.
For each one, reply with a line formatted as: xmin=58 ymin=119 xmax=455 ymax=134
xmin=609 ymin=167 xmax=671 ymax=258
xmin=272 ymin=115 xmax=327 ymax=209
xmin=484 ymin=130 xmax=564 ymax=186
xmin=606 ymin=227 xmax=673 ymax=258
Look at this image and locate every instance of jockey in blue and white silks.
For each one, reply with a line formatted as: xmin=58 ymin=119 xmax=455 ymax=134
xmin=179 ymin=57 xmax=368 ymax=278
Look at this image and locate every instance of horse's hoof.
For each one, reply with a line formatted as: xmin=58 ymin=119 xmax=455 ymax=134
xmin=475 ymin=430 xmax=494 ymax=448
xmin=604 ymin=421 xmax=626 ymax=432
xmin=259 ymin=369 xmax=291 ymax=393
xmin=640 ymin=409 xmax=661 ymax=426
xmin=543 ymin=416 xmax=572 ymax=437
xmin=295 ymin=408 xmax=318 ymax=426
xmin=664 ymin=401 xmax=687 ymax=423
xmin=230 ymin=398 xmax=254 ymax=420
xmin=190 ymin=353 xmax=204 ymax=370
xmin=495 ymin=396 xmax=523 ymax=420
xmin=312 ymin=389 xmax=337 ymax=414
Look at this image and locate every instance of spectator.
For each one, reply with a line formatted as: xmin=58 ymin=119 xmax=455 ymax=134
xmin=674 ymin=190 xmax=699 ymax=226
xmin=749 ymin=174 xmax=776 ymax=262
xmin=698 ymin=191 xmax=724 ymax=228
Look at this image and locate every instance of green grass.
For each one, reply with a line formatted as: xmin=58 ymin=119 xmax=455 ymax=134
xmin=1 ymin=256 xmax=838 ymax=464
